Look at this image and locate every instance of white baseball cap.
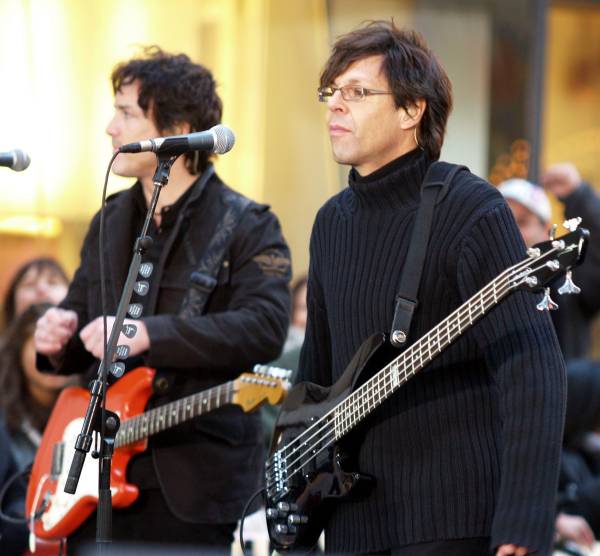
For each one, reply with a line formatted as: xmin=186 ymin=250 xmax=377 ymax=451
xmin=498 ymin=178 xmax=552 ymax=224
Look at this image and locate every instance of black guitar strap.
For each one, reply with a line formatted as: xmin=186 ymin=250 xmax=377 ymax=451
xmin=178 ymin=187 xmax=251 ymax=319
xmin=389 ymin=161 xmax=468 ymax=348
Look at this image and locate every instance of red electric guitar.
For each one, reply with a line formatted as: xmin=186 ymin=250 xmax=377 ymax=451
xmin=25 ymin=364 xmax=290 ymax=548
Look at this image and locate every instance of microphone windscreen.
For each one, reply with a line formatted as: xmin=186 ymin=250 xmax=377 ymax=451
xmin=212 ymin=125 xmax=235 ymax=155
xmin=12 ymin=149 xmax=31 ymax=171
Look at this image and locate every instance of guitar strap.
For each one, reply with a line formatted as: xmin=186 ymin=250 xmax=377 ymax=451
xmin=151 ymin=177 xmax=252 ymax=395
xmin=177 ymin=186 xmax=251 ymax=319
xmin=389 ymin=161 xmax=468 ymax=348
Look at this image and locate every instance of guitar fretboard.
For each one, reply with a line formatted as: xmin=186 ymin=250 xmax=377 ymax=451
xmin=332 ymin=267 xmax=514 ymax=438
xmin=114 ymin=381 xmax=234 ymax=448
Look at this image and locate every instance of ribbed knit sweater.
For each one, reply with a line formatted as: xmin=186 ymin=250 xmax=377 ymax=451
xmin=298 ymin=149 xmax=566 ymax=554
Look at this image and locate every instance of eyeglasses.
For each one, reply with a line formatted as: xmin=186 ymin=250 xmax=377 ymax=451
xmin=318 ymin=85 xmax=393 ymax=102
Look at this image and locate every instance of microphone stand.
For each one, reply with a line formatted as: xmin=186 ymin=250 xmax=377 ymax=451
xmin=63 ymin=153 xmax=178 ymax=552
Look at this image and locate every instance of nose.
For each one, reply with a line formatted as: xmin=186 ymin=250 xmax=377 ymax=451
xmin=105 ymin=113 xmax=118 ymax=137
xmin=327 ymin=89 xmax=347 ymax=112
xmin=35 ymin=280 xmax=50 ymax=295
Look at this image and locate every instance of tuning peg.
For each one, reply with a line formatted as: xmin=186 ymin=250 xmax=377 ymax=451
xmin=549 ymin=224 xmax=558 ymax=241
xmin=536 ymin=287 xmax=559 ymax=311
xmin=563 ymin=217 xmax=582 ymax=232
xmin=558 ymin=270 xmax=581 ymax=295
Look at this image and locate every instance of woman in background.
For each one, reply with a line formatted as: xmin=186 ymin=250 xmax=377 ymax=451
xmin=0 ymin=303 xmax=77 ymax=469
xmin=2 ymin=257 xmax=69 ymax=332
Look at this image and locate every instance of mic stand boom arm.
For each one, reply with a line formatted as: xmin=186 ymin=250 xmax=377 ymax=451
xmin=63 ymin=154 xmax=178 ymax=548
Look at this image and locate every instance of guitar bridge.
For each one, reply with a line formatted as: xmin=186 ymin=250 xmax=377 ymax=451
xmin=266 ymin=450 xmax=289 ymax=501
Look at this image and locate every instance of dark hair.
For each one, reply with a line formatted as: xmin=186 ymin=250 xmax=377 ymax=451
xmin=0 ymin=303 xmax=53 ymax=434
xmin=320 ymin=20 xmax=452 ymax=160
xmin=111 ymin=46 xmax=223 ymax=174
xmin=2 ymin=257 xmax=68 ymax=330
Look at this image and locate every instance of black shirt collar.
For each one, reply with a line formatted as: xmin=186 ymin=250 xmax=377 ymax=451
xmin=348 ymin=149 xmax=431 ymax=209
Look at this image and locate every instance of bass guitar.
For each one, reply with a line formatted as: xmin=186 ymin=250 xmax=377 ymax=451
xmin=26 ymin=364 xmax=290 ymax=546
xmin=265 ymin=223 xmax=588 ymax=552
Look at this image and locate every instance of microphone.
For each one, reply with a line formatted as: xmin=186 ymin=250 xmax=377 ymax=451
xmin=119 ymin=124 xmax=235 ymax=156
xmin=0 ymin=149 xmax=31 ymax=171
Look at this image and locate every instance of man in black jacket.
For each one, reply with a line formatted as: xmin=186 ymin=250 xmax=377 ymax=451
xmin=298 ymin=21 xmax=565 ymax=556
xmin=34 ymin=47 xmax=291 ymax=552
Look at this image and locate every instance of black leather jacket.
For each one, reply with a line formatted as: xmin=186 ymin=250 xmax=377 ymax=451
xmin=39 ymin=168 xmax=291 ymax=523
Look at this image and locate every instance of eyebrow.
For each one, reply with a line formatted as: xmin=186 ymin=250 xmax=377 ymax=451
xmin=114 ymin=102 xmax=137 ymax=111
xmin=333 ymin=77 xmax=377 ymax=88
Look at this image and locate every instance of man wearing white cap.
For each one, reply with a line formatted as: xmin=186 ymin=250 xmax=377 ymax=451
xmin=499 ymin=164 xmax=600 ymax=360
xmin=498 ymin=178 xmax=552 ymax=247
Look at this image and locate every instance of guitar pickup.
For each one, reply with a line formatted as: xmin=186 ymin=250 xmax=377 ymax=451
xmin=51 ymin=442 xmax=65 ymax=478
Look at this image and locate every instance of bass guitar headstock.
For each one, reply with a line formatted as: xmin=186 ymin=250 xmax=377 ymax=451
xmin=508 ymin=218 xmax=589 ymax=311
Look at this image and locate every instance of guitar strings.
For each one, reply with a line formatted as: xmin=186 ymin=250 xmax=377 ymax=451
xmin=267 ymin=245 xmax=562 ymax=469
xmin=266 ymin=257 xmax=520 ymax=469
xmin=117 ymin=381 xmax=234 ymax=447
xmin=118 ymin=370 xmax=283 ymax=448
xmin=266 ymin=248 xmax=562 ymax=489
xmin=268 ymin=270 xmax=513 ymax=486
xmin=266 ymin=261 xmax=517 ymax=472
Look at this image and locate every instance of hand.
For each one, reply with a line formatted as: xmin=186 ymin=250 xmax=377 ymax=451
xmin=34 ymin=307 xmax=78 ymax=356
xmin=496 ymin=544 xmax=530 ymax=556
xmin=555 ymin=512 xmax=595 ymax=548
xmin=540 ymin=163 xmax=582 ymax=199
xmin=79 ymin=316 xmax=150 ymax=360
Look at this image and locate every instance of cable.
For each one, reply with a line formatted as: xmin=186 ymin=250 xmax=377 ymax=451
xmin=239 ymin=487 xmax=265 ymax=556
xmin=0 ymin=466 xmax=40 ymax=525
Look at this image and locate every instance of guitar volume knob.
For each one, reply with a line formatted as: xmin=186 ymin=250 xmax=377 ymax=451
xmin=277 ymin=501 xmax=290 ymax=513
xmin=275 ymin=524 xmax=289 ymax=535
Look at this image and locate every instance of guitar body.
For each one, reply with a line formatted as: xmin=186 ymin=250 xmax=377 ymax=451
xmin=26 ymin=367 xmax=155 ymax=541
xmin=266 ymin=333 xmax=395 ymax=552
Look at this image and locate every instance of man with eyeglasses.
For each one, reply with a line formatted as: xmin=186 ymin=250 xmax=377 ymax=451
xmin=297 ymin=21 xmax=565 ymax=556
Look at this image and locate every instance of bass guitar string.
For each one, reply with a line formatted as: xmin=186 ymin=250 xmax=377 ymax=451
xmin=266 ymin=249 xmax=562 ymax=489
xmin=265 ymin=251 xmax=536 ymax=470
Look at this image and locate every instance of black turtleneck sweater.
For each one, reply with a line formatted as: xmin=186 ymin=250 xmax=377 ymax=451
xmin=298 ymin=150 xmax=566 ymax=554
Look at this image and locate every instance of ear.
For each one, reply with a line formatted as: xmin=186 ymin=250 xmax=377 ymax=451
xmin=399 ymin=99 xmax=427 ymax=131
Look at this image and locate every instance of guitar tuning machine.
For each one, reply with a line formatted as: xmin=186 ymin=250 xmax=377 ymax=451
xmin=549 ymin=224 xmax=558 ymax=241
xmin=536 ymin=287 xmax=559 ymax=312
xmin=558 ymin=270 xmax=581 ymax=295
xmin=563 ymin=217 xmax=582 ymax=232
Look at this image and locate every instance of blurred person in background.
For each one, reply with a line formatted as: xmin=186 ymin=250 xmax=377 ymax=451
xmin=558 ymin=359 xmax=600 ymax=544
xmin=499 ymin=166 xmax=600 ymax=360
xmin=1 ymin=257 xmax=69 ymax=333
xmin=262 ymin=274 xmax=308 ymax=448
xmin=0 ymin=303 xmax=77 ymax=470
xmin=278 ymin=274 xmax=308 ymax=368
xmin=0 ymin=418 xmax=28 ymax=556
